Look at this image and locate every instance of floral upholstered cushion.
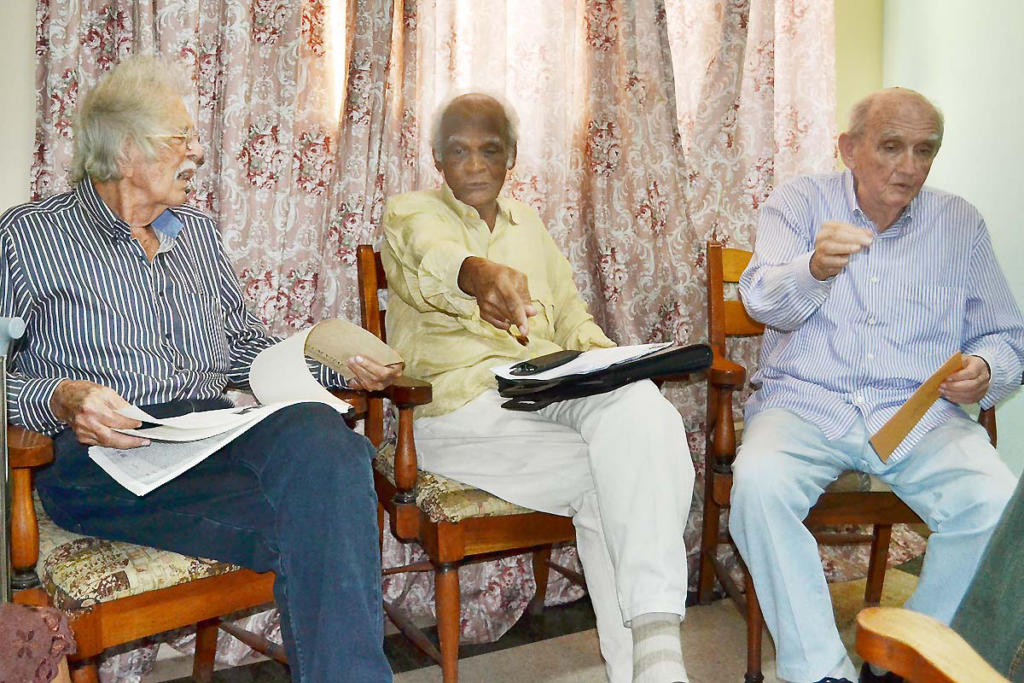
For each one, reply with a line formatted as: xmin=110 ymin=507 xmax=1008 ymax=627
xmin=373 ymin=442 xmax=534 ymax=523
xmin=35 ymin=497 xmax=239 ymax=612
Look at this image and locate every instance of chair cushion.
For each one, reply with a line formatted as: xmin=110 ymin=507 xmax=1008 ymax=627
xmin=373 ymin=442 xmax=535 ymax=523
xmin=35 ymin=497 xmax=239 ymax=612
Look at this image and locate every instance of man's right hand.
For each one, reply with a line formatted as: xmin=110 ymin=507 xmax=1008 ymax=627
xmin=809 ymin=221 xmax=874 ymax=280
xmin=51 ymin=380 xmax=148 ymax=449
xmin=458 ymin=256 xmax=537 ymax=337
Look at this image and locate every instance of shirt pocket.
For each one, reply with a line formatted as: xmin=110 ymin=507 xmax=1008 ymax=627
xmin=527 ymin=281 xmax=556 ymax=339
xmin=897 ymin=285 xmax=964 ymax=348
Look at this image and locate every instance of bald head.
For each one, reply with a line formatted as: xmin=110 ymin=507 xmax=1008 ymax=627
xmin=847 ymin=87 xmax=944 ymax=149
xmin=431 ymin=93 xmax=518 ymax=166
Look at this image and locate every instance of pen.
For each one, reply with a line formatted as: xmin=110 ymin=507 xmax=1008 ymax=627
xmin=509 ymin=325 xmax=529 ymax=346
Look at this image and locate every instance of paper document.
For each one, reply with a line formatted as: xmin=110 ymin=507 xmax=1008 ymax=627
xmin=92 ymin=401 xmax=320 ymax=496
xmin=491 ymin=342 xmax=673 ymax=381
xmin=89 ymin=318 xmax=399 ymax=496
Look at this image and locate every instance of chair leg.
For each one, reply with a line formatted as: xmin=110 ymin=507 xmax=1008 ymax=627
xmin=436 ymin=563 xmax=461 ymax=683
xmin=527 ymin=546 xmax=553 ymax=615
xmin=865 ymin=523 xmax=893 ymax=605
xmin=744 ymin=571 xmax=765 ymax=683
xmin=70 ymin=661 xmax=100 ymax=683
xmin=193 ymin=617 xmax=219 ymax=683
xmin=698 ymin=491 xmax=722 ymax=604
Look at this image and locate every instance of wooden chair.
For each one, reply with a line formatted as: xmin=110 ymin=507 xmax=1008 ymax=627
xmin=9 ymin=425 xmax=278 ymax=682
xmin=8 ymin=382 xmax=424 ymax=681
xmin=696 ymin=241 xmax=997 ymax=683
xmin=856 ymin=606 xmax=1009 ymax=683
xmin=356 ymin=244 xmax=579 ymax=683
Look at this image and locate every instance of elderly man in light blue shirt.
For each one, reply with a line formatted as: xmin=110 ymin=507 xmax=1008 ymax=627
xmin=730 ymin=87 xmax=1024 ymax=683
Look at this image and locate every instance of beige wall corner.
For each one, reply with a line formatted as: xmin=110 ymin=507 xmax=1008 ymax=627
xmin=834 ymin=0 xmax=883 ymax=135
xmin=0 ymin=0 xmax=36 ymax=210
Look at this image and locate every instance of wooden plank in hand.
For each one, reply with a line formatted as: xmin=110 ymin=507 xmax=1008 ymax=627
xmin=870 ymin=353 xmax=963 ymax=462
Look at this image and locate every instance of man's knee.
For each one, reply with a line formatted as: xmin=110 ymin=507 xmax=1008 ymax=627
xmin=729 ymin=441 xmax=815 ymax=535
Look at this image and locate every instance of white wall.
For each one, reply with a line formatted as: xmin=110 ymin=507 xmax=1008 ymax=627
xmin=885 ymin=0 xmax=1024 ymax=474
xmin=0 ymin=0 xmax=36 ymax=209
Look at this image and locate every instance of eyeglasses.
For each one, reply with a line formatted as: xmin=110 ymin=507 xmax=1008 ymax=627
xmin=150 ymin=128 xmax=200 ymax=148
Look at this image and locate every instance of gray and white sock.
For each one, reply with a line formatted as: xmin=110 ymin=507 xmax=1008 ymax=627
xmin=630 ymin=612 xmax=687 ymax=683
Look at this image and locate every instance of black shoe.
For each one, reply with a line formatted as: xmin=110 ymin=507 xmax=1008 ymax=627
xmin=815 ymin=678 xmax=854 ymax=683
xmin=859 ymin=662 xmax=904 ymax=682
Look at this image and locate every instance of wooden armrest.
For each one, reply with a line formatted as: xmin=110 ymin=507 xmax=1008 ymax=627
xmin=7 ymin=424 xmax=51 ymax=586
xmin=7 ymin=425 xmax=54 ymax=468
xmin=709 ymin=354 xmax=745 ymax=387
xmin=381 ymin=375 xmax=432 ymax=408
xmin=856 ymin=607 xmax=1008 ymax=683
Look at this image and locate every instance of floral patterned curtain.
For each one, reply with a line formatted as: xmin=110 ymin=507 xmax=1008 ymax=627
xmin=31 ymin=0 xmax=923 ymax=679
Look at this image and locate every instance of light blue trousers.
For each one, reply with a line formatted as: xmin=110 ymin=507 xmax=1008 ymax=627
xmin=729 ymin=408 xmax=1016 ymax=683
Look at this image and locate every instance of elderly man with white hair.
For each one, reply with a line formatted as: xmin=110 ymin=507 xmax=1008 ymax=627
xmin=0 ymin=55 xmax=400 ymax=682
xmin=731 ymin=87 xmax=1024 ymax=683
xmin=381 ymin=93 xmax=694 ymax=683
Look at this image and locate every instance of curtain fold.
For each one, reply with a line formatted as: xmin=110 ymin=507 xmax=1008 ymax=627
xmin=30 ymin=1 xmax=926 ymax=679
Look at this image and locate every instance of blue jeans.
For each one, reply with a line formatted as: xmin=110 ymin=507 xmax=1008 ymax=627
xmin=729 ymin=408 xmax=1015 ymax=683
xmin=36 ymin=399 xmax=392 ymax=682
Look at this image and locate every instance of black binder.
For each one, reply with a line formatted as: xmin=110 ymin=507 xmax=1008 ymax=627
xmin=496 ymin=343 xmax=713 ymax=411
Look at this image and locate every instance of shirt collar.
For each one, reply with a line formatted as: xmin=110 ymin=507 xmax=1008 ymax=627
xmin=75 ymin=178 xmax=133 ymax=239
xmin=841 ymin=168 xmax=918 ymax=232
xmin=441 ymin=182 xmax=524 ymax=228
xmin=75 ymin=176 xmax=185 ymax=243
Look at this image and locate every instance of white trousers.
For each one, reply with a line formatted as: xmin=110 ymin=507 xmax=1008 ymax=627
xmin=414 ymin=381 xmax=694 ymax=683
xmin=729 ymin=408 xmax=1017 ymax=683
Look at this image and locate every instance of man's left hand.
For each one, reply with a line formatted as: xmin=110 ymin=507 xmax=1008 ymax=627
xmin=939 ymin=355 xmax=990 ymax=404
xmin=346 ymin=356 xmax=404 ymax=391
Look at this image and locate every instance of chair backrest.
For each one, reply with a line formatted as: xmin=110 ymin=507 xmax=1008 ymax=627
xmin=706 ymin=241 xmax=763 ymax=358
xmin=357 ymin=245 xmax=388 ymax=343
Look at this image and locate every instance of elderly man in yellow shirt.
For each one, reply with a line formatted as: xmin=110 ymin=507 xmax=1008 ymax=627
xmin=381 ymin=93 xmax=693 ymax=683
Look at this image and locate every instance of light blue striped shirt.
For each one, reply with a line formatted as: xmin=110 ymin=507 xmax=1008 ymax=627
xmin=1 ymin=180 xmax=338 ymax=435
xmin=740 ymin=170 xmax=1024 ymax=460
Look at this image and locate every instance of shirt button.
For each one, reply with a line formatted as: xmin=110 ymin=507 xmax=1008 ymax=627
xmin=869 ymin=276 xmax=879 ymax=284
xmin=866 ymin=353 xmax=875 ymax=361
xmin=867 ymin=316 xmax=876 ymax=325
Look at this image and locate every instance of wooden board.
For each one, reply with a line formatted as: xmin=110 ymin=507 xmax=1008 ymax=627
xmin=870 ymin=353 xmax=962 ymax=461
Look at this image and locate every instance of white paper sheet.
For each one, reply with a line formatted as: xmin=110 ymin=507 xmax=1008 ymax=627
xmin=89 ymin=323 xmax=357 ymax=496
xmin=490 ymin=342 xmax=673 ymax=381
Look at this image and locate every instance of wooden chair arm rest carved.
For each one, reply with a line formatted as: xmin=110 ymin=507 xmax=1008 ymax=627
xmin=856 ymin=606 xmax=1008 ymax=682
xmin=7 ymin=424 xmax=54 ymax=589
xmin=380 ymin=376 xmax=432 ymax=408
xmin=709 ymin=352 xmax=746 ymax=388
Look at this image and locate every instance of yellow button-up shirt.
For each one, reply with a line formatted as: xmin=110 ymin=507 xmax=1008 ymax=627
xmin=381 ymin=185 xmax=614 ymax=418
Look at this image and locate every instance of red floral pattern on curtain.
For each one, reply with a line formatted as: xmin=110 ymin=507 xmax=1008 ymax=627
xmin=31 ymin=0 xmax=924 ymax=679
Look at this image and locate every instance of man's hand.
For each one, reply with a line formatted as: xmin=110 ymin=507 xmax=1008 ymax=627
xmin=346 ymin=356 xmax=404 ymax=391
xmin=458 ymin=256 xmax=537 ymax=336
xmin=939 ymin=355 xmax=990 ymax=404
xmin=809 ymin=221 xmax=874 ymax=280
xmin=51 ymin=380 xmax=148 ymax=448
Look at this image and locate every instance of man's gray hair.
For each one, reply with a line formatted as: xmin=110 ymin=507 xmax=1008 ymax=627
xmin=846 ymin=87 xmax=945 ymax=148
xmin=71 ymin=54 xmax=191 ymax=184
xmin=431 ymin=93 xmax=519 ymax=166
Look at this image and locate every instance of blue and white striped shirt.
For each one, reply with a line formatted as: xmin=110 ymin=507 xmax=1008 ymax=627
xmin=1 ymin=180 xmax=336 ymax=435
xmin=740 ymin=170 xmax=1024 ymax=460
